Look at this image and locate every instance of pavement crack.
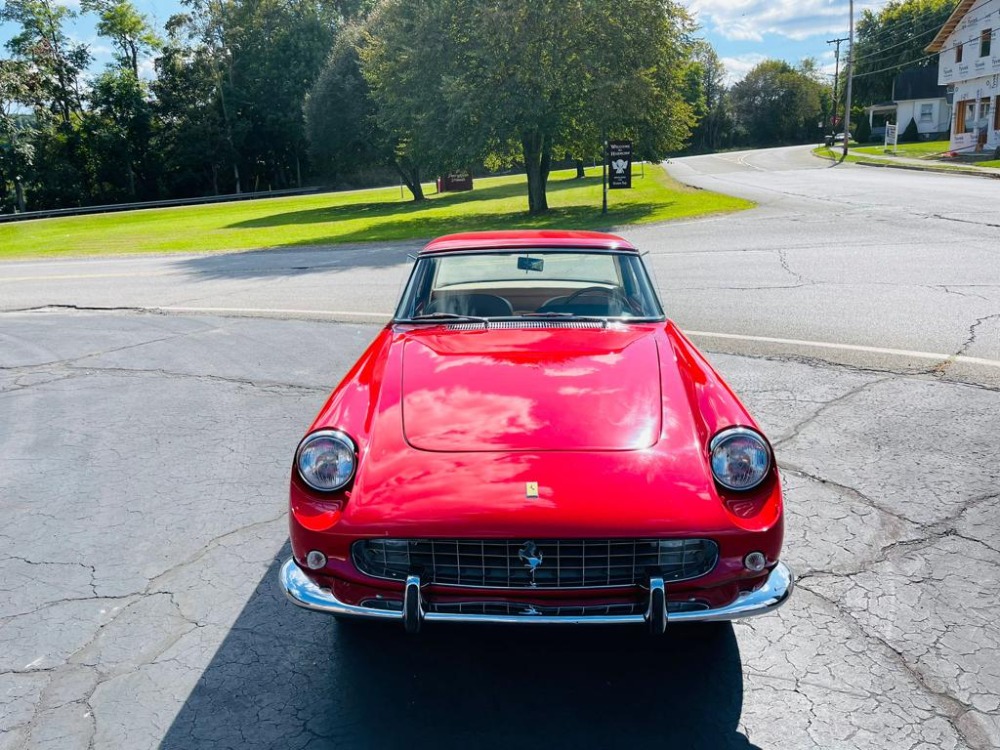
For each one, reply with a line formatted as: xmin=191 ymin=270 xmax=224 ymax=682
xmin=772 ymin=376 xmax=894 ymax=448
xmin=61 ymin=364 xmax=329 ymax=394
xmin=776 ymin=249 xmax=812 ymax=286
xmin=796 ymin=582 xmax=983 ymax=748
xmin=957 ymin=313 xmax=1000 ymax=358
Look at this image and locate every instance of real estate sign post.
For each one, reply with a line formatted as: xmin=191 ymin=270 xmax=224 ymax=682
xmin=885 ymin=123 xmax=898 ymax=153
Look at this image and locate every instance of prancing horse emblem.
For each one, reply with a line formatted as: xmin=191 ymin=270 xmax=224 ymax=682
xmin=518 ymin=541 xmax=544 ymax=587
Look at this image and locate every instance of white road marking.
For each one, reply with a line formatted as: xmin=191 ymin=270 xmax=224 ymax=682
xmin=684 ymin=329 xmax=1000 ymax=369
xmin=0 ymin=271 xmax=178 ymax=282
xmin=158 ymin=305 xmax=390 ymax=320
xmin=10 ymin=303 xmax=999 ymax=368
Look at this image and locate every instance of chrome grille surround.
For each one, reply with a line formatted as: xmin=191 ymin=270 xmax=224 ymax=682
xmin=352 ymin=538 xmax=719 ymax=589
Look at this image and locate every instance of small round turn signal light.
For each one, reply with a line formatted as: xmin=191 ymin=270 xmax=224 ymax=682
xmin=305 ymin=550 xmax=327 ymax=570
xmin=744 ymin=551 xmax=767 ymax=572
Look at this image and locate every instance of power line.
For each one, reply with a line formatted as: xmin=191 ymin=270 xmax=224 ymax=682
xmin=827 ymin=36 xmax=848 ymax=130
xmin=855 ymin=0 xmax=996 ymax=50
xmin=853 ymin=23 xmax=998 ymax=79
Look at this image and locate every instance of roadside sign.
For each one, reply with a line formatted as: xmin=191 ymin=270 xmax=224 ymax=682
xmin=608 ymin=141 xmax=632 ymax=189
xmin=885 ymin=123 xmax=898 ymax=152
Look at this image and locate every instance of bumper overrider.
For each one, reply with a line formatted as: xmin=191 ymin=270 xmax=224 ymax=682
xmin=279 ymin=557 xmax=794 ymax=634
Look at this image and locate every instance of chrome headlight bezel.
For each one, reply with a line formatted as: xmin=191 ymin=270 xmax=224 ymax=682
xmin=295 ymin=429 xmax=357 ymax=493
xmin=709 ymin=426 xmax=772 ymax=492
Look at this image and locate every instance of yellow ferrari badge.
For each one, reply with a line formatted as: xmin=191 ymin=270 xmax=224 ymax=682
xmin=525 ymin=482 xmax=539 ymax=498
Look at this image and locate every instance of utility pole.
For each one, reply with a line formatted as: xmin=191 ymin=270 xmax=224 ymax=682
xmin=827 ymin=36 xmax=848 ymax=135
xmin=842 ymin=0 xmax=855 ymax=159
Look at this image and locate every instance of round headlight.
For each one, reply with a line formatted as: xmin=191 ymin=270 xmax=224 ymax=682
xmin=296 ymin=430 xmax=356 ymax=492
xmin=709 ymin=427 xmax=771 ymax=491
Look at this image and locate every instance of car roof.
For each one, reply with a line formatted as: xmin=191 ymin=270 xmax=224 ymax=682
xmin=420 ymin=230 xmax=637 ymax=255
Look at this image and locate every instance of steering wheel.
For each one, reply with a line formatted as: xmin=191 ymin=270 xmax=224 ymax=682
xmin=562 ymin=286 xmax=639 ymax=315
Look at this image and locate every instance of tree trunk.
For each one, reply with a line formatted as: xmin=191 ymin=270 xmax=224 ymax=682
xmin=575 ymin=159 xmax=585 ymax=179
xmin=521 ymin=131 xmax=548 ymax=214
xmin=15 ymin=179 xmax=26 ymax=213
xmin=394 ymin=160 xmax=424 ymax=201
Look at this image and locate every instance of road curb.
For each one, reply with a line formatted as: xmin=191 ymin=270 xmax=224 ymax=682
xmin=812 ymin=149 xmax=1000 ymax=179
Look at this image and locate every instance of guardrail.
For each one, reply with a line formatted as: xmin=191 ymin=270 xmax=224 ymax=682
xmin=0 ymin=186 xmax=326 ymax=223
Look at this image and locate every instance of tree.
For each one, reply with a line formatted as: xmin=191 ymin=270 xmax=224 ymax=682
xmin=361 ymin=0 xmax=695 ymax=213
xmin=80 ymin=0 xmax=161 ymax=201
xmin=854 ymin=113 xmax=872 ymax=144
xmin=685 ymin=41 xmax=730 ymax=152
xmin=851 ymin=0 xmax=954 ymax=106
xmin=730 ymin=60 xmax=827 ymax=146
xmin=357 ymin=0 xmax=467 ymax=200
xmin=151 ymin=16 xmax=232 ymax=197
xmin=1 ymin=0 xmax=90 ymax=127
xmin=2 ymin=0 xmax=92 ymax=208
xmin=0 ymin=59 xmax=35 ymax=212
xmin=305 ymin=24 xmax=388 ymax=184
xmin=81 ymin=0 xmax=161 ymax=78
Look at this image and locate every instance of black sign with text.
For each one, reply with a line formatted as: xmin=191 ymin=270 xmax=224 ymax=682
xmin=608 ymin=140 xmax=633 ymax=189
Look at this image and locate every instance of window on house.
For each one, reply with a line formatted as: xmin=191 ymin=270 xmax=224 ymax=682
xmin=920 ymin=104 xmax=934 ymax=121
xmin=981 ymin=98 xmax=992 ymax=126
xmin=995 ymin=97 xmax=1000 ymax=130
xmin=981 ymin=29 xmax=992 ymax=58
xmin=956 ymin=43 xmax=963 ymax=63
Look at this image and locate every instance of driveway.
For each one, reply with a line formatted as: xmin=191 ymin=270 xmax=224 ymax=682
xmin=1 ymin=146 xmax=998 ymax=748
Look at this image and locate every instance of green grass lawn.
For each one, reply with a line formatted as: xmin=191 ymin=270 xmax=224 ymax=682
xmin=813 ymin=144 xmax=999 ymax=174
xmin=852 ymin=140 xmax=952 ymax=158
xmin=0 ymin=165 xmax=752 ymax=260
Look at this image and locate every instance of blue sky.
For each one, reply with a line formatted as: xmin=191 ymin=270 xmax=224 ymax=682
xmin=2 ymin=0 xmax=890 ymax=85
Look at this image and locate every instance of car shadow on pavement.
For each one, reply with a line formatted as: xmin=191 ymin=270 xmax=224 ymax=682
xmin=176 ymin=241 xmax=418 ymax=281
xmin=161 ymin=545 xmax=759 ymax=750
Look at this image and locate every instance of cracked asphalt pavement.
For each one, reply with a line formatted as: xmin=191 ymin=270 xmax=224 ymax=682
xmin=1 ymin=146 xmax=999 ymax=748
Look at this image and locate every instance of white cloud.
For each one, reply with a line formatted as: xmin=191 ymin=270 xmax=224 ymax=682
xmin=719 ymin=53 xmax=768 ymax=84
xmin=687 ymin=0 xmax=887 ymax=42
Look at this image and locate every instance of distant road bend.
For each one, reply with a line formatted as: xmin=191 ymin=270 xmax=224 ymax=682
xmin=1 ymin=144 xmax=998 ymax=385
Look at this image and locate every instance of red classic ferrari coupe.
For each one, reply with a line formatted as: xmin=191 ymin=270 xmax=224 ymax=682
xmin=280 ymin=230 xmax=792 ymax=633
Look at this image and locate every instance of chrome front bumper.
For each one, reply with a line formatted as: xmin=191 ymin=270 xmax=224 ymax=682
xmin=279 ymin=558 xmax=794 ymax=633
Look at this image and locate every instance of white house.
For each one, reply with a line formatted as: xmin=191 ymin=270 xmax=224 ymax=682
xmin=926 ymin=0 xmax=1000 ymax=152
xmin=864 ymin=68 xmax=950 ymax=140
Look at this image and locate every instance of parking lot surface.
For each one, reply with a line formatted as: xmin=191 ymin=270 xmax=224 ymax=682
xmin=2 ymin=309 xmax=997 ymax=749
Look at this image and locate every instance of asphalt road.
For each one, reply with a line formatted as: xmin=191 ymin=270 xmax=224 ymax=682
xmin=2 ymin=145 xmax=998 ymax=383
xmin=1 ymin=146 xmax=999 ymax=749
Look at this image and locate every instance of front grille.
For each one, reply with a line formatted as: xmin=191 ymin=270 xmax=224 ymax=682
xmin=352 ymin=538 xmax=719 ymax=589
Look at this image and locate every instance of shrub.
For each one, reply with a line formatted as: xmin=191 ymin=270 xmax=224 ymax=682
xmin=900 ymin=117 xmax=920 ymax=143
xmin=854 ymin=116 xmax=872 ymax=144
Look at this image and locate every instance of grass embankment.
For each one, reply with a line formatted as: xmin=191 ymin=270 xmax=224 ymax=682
xmin=0 ymin=165 xmax=752 ymax=260
xmin=813 ymin=144 xmax=1000 ymax=173
xmin=815 ymin=140 xmax=1000 ymax=171
xmin=852 ymin=140 xmax=952 ymax=158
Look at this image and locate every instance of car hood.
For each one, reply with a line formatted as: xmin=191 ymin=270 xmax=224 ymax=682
xmin=400 ymin=326 xmax=662 ymax=452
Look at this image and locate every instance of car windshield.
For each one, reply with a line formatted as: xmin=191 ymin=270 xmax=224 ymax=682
xmin=394 ymin=249 xmax=664 ymax=321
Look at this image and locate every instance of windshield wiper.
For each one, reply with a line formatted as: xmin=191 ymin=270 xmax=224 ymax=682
xmin=407 ymin=312 xmax=490 ymax=326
